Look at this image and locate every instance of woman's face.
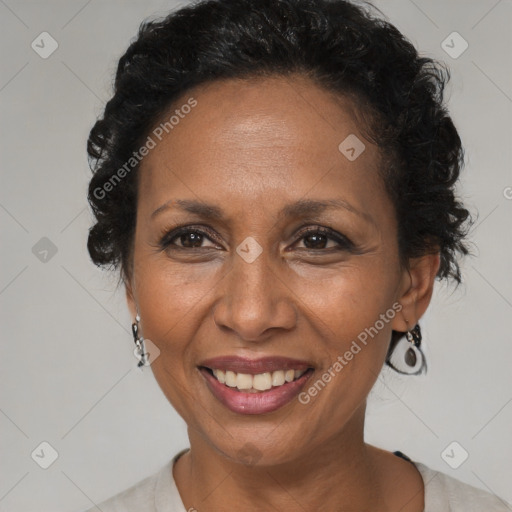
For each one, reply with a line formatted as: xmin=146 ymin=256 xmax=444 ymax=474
xmin=127 ymin=75 xmax=418 ymax=465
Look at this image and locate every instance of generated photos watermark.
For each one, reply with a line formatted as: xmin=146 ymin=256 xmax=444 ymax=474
xmin=93 ymin=97 xmax=197 ymax=200
xmin=298 ymin=301 xmax=403 ymax=404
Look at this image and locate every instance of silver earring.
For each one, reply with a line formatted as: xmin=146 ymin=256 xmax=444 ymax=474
xmin=387 ymin=324 xmax=426 ymax=375
xmin=405 ymin=324 xmax=422 ymax=368
xmin=132 ymin=314 xmax=147 ymax=368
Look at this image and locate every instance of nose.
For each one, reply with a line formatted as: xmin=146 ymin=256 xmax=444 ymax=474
xmin=212 ymin=243 xmax=297 ymax=342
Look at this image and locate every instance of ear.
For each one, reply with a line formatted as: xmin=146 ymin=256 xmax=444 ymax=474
xmin=391 ymin=252 xmax=441 ymax=332
xmin=124 ymin=275 xmax=137 ymax=320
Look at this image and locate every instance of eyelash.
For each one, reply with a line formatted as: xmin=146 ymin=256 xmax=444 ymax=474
xmin=157 ymin=224 xmax=355 ymax=253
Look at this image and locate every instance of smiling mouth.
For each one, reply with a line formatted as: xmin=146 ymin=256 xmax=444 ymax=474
xmin=200 ymin=367 xmax=314 ymax=393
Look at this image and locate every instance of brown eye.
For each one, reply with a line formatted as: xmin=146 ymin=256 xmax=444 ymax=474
xmin=174 ymin=231 xmax=206 ymax=248
xmin=301 ymin=232 xmax=332 ymax=249
xmin=294 ymin=227 xmax=354 ymax=251
xmin=160 ymin=227 xmax=220 ymax=250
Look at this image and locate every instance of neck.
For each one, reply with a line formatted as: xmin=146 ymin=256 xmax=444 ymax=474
xmin=173 ymin=405 xmax=387 ymax=511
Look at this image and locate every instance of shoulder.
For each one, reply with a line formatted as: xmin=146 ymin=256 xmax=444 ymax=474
xmin=82 ymin=449 xmax=189 ymax=512
xmin=82 ymin=468 xmax=160 ymax=512
xmin=414 ymin=461 xmax=511 ymax=512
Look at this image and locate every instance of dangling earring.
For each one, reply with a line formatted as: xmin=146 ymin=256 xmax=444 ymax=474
xmin=132 ymin=314 xmax=147 ymax=368
xmin=386 ymin=323 xmax=426 ymax=375
xmin=405 ymin=324 xmax=422 ymax=368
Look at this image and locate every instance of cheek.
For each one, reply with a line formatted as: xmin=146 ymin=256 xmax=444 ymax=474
xmin=297 ymin=279 xmax=395 ymax=428
xmin=134 ymin=257 xmax=215 ymax=339
xmin=288 ymin=262 xmax=400 ymax=401
xmin=293 ymin=257 xmax=400 ymax=336
xmin=133 ymin=264 xmax=206 ymax=417
xmin=131 ymin=269 xmax=205 ymax=412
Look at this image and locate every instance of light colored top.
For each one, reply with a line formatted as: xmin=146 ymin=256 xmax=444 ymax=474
xmin=84 ymin=448 xmax=511 ymax=512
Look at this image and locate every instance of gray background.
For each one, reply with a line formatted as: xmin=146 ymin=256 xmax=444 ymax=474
xmin=1 ymin=0 xmax=511 ymax=510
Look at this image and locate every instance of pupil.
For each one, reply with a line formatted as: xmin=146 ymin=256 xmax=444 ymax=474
xmin=305 ymin=234 xmax=326 ymax=249
xmin=182 ymin=232 xmax=202 ymax=247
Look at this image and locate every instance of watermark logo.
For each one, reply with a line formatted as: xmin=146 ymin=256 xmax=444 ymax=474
xmin=32 ymin=237 xmax=58 ymax=263
xmin=236 ymin=237 xmax=263 ymax=263
xmin=338 ymin=134 xmax=366 ymax=161
xmin=134 ymin=338 xmax=161 ymax=367
xmin=441 ymin=441 xmax=469 ymax=469
xmin=441 ymin=32 xmax=468 ymax=59
xmin=31 ymin=441 xmax=59 ymax=469
xmin=31 ymin=32 xmax=58 ymax=59
xmin=237 ymin=442 xmax=263 ymax=465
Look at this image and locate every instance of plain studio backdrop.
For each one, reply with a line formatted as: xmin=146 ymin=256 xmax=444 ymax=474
xmin=1 ymin=0 xmax=511 ymax=510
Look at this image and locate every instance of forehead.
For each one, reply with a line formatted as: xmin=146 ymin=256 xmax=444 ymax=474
xmin=137 ymin=74 xmax=388 ymax=222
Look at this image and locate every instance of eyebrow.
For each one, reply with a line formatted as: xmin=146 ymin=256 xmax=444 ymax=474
xmin=151 ymin=198 xmax=375 ymax=226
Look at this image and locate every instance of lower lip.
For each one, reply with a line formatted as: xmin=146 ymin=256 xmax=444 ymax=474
xmin=199 ymin=367 xmax=313 ymax=415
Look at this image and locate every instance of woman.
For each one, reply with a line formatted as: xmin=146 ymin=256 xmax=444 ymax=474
xmin=84 ymin=0 xmax=509 ymax=510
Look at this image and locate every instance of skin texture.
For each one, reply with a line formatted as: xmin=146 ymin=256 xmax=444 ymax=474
xmin=125 ymin=74 xmax=440 ymax=511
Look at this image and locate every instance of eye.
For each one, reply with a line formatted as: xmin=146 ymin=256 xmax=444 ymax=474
xmin=292 ymin=226 xmax=354 ymax=251
xmin=159 ymin=226 xmax=221 ymax=250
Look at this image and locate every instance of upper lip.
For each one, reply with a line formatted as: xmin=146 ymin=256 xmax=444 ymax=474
xmin=199 ymin=356 xmax=314 ymax=374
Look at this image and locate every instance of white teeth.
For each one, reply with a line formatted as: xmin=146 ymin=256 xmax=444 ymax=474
xmin=235 ymin=373 xmax=253 ymax=390
xmin=225 ymin=370 xmax=237 ymax=387
xmin=272 ymin=370 xmax=285 ymax=386
xmin=253 ymin=372 xmax=272 ymax=391
xmin=213 ymin=369 xmax=225 ymax=384
xmin=210 ymin=368 xmax=309 ymax=391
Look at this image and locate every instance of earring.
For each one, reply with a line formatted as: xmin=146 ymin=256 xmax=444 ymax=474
xmin=405 ymin=324 xmax=422 ymax=368
xmin=132 ymin=314 xmax=147 ymax=368
xmin=386 ymin=323 xmax=426 ymax=375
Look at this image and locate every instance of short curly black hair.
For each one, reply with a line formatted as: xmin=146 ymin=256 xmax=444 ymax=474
xmin=87 ymin=0 xmax=471 ymax=368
